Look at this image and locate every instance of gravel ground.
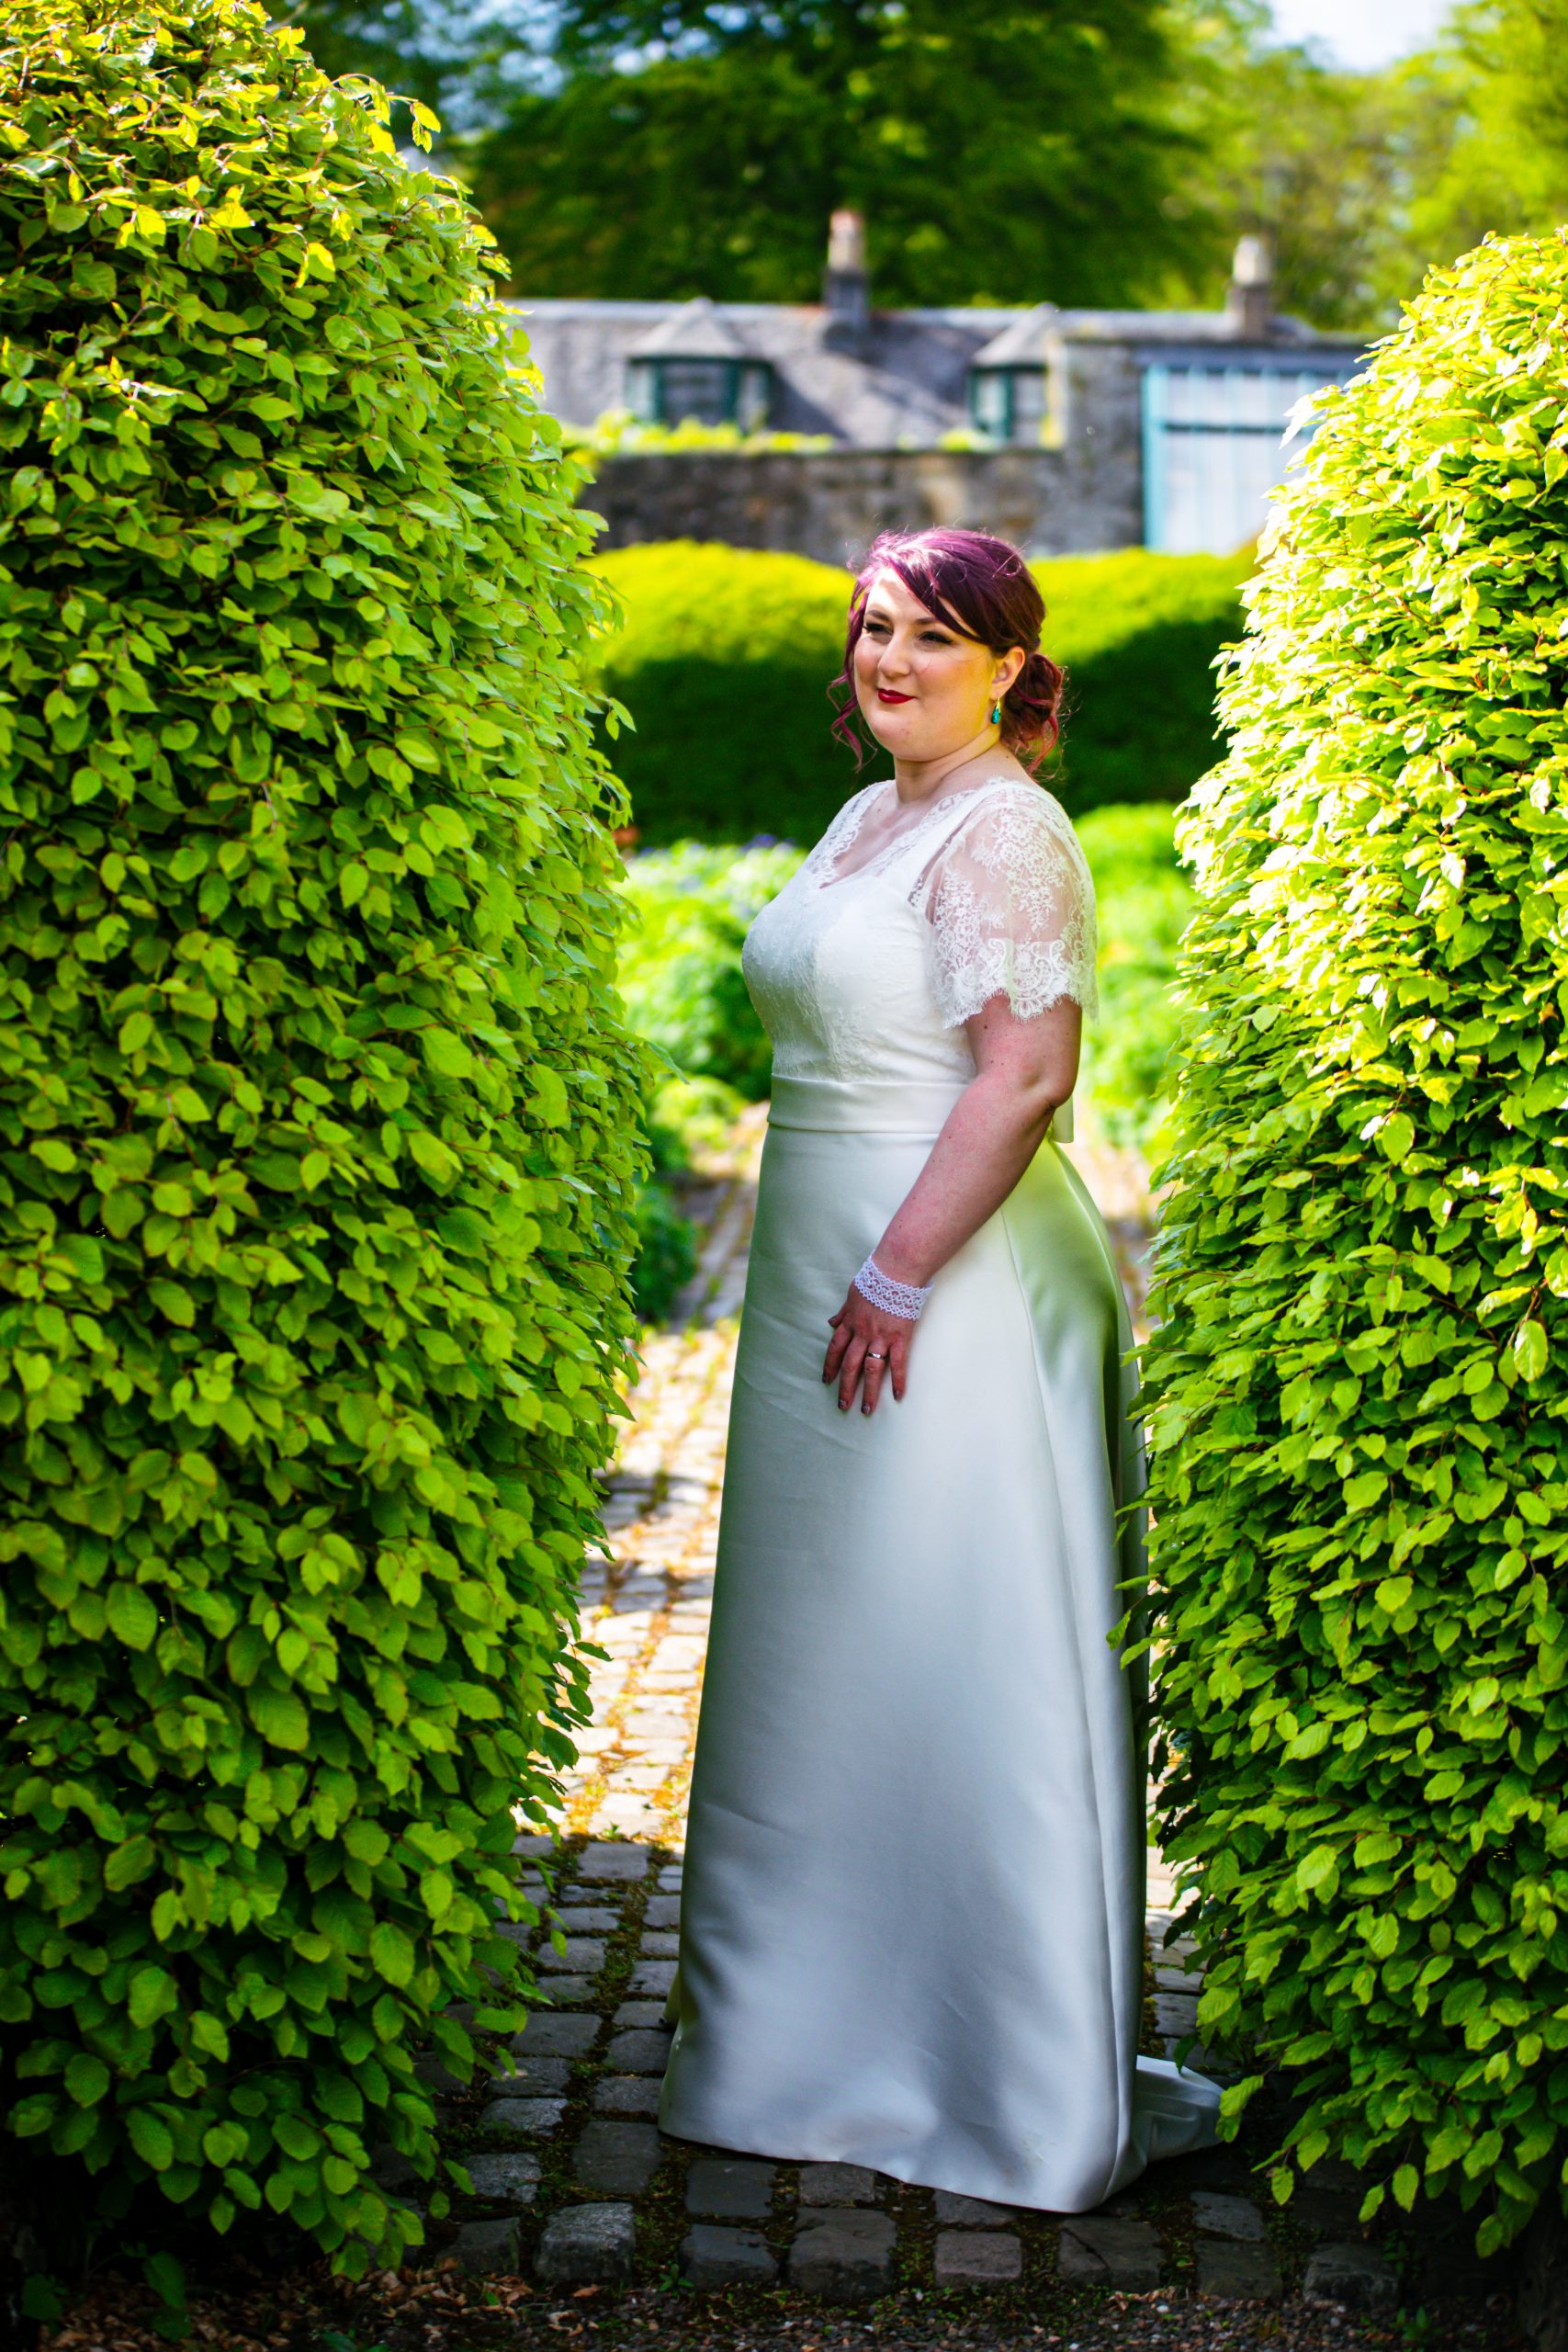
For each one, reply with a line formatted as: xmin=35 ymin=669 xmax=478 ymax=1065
xmin=39 ymin=2264 xmax=1523 ymax=2352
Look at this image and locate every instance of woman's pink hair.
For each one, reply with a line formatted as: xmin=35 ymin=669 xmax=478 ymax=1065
xmin=829 ymin=527 xmax=1066 ymax=772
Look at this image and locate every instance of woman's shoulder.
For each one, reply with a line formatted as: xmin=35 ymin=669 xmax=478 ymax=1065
xmin=942 ymin=775 xmax=1085 ymax=854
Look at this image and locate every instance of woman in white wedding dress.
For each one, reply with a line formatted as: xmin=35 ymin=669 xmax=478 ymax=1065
xmin=658 ymin=527 xmax=1219 ymax=2210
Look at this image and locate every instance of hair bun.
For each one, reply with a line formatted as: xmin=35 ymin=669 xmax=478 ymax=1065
xmin=1003 ymin=647 xmax=1066 ymax=760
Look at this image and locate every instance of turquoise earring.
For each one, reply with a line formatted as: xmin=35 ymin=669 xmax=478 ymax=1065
xmin=989 ymin=700 xmax=1002 ymax=725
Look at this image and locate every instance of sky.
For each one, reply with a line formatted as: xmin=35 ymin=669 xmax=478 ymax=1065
xmin=1269 ymin=0 xmax=1454 ymax=69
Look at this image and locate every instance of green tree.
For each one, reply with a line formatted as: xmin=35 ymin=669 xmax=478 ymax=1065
xmin=1140 ymin=228 xmax=1568 ymax=2256
xmin=473 ymin=0 xmax=1225 ymax=307
xmin=0 ymin=0 xmax=641 ymax=2273
xmin=1170 ymin=0 xmax=1568 ymax=333
xmin=1403 ymin=1 xmax=1568 ymax=267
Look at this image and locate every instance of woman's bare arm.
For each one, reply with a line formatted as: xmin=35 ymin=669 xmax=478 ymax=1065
xmin=821 ymin=992 xmax=1082 ymax=1415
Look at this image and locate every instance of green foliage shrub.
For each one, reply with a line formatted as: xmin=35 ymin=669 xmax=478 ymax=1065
xmin=1140 ymin=231 xmax=1568 ymax=2255
xmin=628 ymin=1170 xmax=697 ymax=1325
xmin=592 ymin=540 xmax=1246 ymax=847
xmin=0 ymin=0 xmax=641 ymax=2275
xmin=1073 ymin=804 xmax=1191 ymax=1152
xmin=618 ymin=842 xmax=806 ymax=1098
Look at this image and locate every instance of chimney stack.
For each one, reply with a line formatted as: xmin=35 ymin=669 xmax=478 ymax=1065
xmin=825 ymin=209 xmax=869 ymax=342
xmin=1226 ymin=233 xmax=1273 ymax=340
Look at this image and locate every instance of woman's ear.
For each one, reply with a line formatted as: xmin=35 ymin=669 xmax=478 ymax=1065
xmin=994 ymin=648 xmax=1026 ymax=698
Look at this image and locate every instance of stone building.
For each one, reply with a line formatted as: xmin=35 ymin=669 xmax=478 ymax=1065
xmin=510 ymin=218 xmax=1367 ymax=564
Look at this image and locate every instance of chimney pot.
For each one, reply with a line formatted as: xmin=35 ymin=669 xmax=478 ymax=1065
xmin=1227 ymin=232 xmax=1274 ymax=341
xmin=825 ymin=208 xmax=869 ymax=341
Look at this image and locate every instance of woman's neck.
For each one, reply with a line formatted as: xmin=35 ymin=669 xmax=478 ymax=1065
xmin=891 ymin=729 xmax=1016 ymax=806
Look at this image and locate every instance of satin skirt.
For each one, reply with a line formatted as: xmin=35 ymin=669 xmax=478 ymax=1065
xmin=658 ymin=1076 xmax=1220 ymax=2210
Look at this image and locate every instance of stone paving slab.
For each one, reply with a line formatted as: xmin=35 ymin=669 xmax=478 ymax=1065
xmin=1193 ymin=2190 xmax=1266 ymax=2241
xmin=787 ymin=2209 xmax=897 ymax=2301
xmin=933 ymin=2191 xmax=1021 ymax=2227
xmin=614 ymin=2000 xmax=670 ymax=2030
xmin=935 ymin=2229 xmax=1024 ymax=2286
xmin=455 ymin=2217 xmax=519 ymax=2274
xmin=681 ymin=2223 xmax=780 ymax=2287
xmin=1058 ymin=2214 xmax=1163 ymax=2290
xmin=572 ymin=2119 xmax=666 ymax=2195
xmin=686 ymin=2157 xmax=777 ymax=2220
xmin=1304 ymin=2241 xmax=1401 ymax=2311
xmin=606 ymin=2028 xmax=673 ymax=2073
xmin=489 ymin=2054 xmax=570 ymax=2097
xmin=477 ymin=2097 xmax=565 ymax=2139
xmin=577 ymin=1842 xmax=653 ymax=1882
xmin=514 ymin=2012 xmax=600 ymax=2056
xmin=592 ymin=2077 xmax=664 ymax=2118
xmin=1196 ymin=2238 xmax=1283 ymax=2302
xmin=535 ymin=2202 xmax=637 ymax=2283
xmin=463 ymin=2152 xmax=541 ymax=2205
xmin=799 ymin=2162 xmax=881 ymax=2206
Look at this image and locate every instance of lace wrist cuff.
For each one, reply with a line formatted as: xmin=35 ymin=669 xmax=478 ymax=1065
xmin=853 ymin=1253 xmax=933 ymax=1322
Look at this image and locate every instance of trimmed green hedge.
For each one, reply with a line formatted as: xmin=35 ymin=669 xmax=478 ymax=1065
xmin=1140 ymin=231 xmax=1568 ymax=2256
xmin=592 ymin=540 xmax=1247 ymax=846
xmin=0 ymin=0 xmax=641 ymax=2276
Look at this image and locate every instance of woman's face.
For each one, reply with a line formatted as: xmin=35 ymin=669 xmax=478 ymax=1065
xmin=852 ymin=567 xmax=1023 ymax=761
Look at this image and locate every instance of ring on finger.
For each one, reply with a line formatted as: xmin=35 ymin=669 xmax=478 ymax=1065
xmin=865 ymin=1349 xmax=886 ymax=1362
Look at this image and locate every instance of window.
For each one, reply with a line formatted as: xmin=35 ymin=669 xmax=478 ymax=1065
xmin=967 ymin=365 xmax=1055 ymax=447
xmin=1141 ymin=361 xmax=1359 ymax=553
xmin=626 ymin=356 xmax=773 ymax=431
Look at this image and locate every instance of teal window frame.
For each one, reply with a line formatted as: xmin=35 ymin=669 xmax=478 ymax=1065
xmin=626 ymin=356 xmax=773 ymax=430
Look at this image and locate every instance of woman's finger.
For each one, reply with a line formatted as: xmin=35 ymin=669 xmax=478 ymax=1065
xmin=860 ymin=1346 xmax=887 ymax=1418
xmin=823 ymin=1320 xmax=852 ymax=1384
xmin=837 ymin=1334 xmax=868 ymax=1414
xmin=888 ymin=1331 xmax=909 ymax=1403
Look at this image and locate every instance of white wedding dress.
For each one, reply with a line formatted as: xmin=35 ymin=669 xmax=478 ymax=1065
xmin=657 ymin=775 xmax=1220 ymax=2210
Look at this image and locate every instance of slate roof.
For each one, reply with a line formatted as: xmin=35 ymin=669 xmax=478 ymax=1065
xmin=507 ymin=293 xmax=1361 ymax=448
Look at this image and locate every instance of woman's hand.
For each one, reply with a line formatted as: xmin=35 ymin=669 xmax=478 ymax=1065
xmin=823 ymin=1285 xmax=915 ymax=1417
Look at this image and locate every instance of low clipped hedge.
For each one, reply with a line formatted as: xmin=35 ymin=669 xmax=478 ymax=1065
xmin=592 ymin=540 xmax=1247 ymax=845
xmin=0 ymin=0 xmax=641 ymax=2276
xmin=1140 ymin=230 xmax=1568 ymax=2255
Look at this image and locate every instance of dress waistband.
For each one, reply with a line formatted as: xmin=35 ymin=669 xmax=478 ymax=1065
xmin=768 ymin=1074 xmax=1073 ymax=1142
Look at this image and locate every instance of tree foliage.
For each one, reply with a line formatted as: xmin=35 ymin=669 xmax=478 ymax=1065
xmin=1174 ymin=0 xmax=1568 ymax=332
xmin=473 ymin=0 xmax=1220 ymax=308
xmin=0 ymin=0 xmax=641 ymax=2272
xmin=1140 ymin=230 xmax=1568 ymax=2255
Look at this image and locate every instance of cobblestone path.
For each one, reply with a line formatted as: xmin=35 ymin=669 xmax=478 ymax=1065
xmin=434 ymin=1122 xmax=1508 ymax=2333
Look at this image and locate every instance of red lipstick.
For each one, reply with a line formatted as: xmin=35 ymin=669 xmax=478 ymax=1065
xmin=876 ymin=689 xmax=913 ymax=705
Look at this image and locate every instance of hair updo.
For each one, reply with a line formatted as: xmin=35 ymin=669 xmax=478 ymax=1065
xmin=828 ymin=527 xmax=1066 ymax=772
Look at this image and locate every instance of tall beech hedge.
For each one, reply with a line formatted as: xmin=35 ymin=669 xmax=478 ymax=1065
xmin=1142 ymin=231 xmax=1568 ymax=2255
xmin=0 ymin=0 xmax=642 ymax=2271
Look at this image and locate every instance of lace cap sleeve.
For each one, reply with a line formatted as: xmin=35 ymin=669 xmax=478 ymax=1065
xmin=920 ymin=786 xmax=1100 ymax=1027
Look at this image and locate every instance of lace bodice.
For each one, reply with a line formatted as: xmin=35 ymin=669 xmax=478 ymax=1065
xmin=741 ymin=777 xmax=1098 ymax=1095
